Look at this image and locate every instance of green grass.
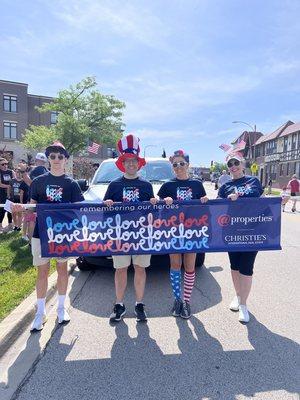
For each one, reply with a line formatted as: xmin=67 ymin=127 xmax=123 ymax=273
xmin=0 ymin=232 xmax=56 ymax=321
xmin=264 ymin=188 xmax=281 ymax=196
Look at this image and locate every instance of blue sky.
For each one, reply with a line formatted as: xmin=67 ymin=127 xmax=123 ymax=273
xmin=1 ymin=0 xmax=300 ymax=166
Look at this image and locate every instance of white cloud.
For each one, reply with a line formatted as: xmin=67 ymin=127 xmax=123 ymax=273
xmin=52 ymin=0 xmax=170 ymax=48
xmin=103 ymin=71 xmax=261 ymax=124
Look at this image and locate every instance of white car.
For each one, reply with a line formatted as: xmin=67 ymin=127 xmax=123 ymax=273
xmin=84 ymin=157 xmax=174 ymax=201
xmin=76 ymin=157 xmax=205 ymax=270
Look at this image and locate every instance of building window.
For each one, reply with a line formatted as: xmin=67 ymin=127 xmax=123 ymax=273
xmin=3 ymin=95 xmax=17 ymax=112
xmin=279 ymin=164 xmax=284 ymax=176
xmin=50 ymin=112 xmax=58 ymax=125
xmin=295 ymin=161 xmax=300 ymax=177
xmin=286 ymin=162 xmax=290 ymax=176
xmin=293 ymin=162 xmax=297 ymax=174
xmin=291 ymin=133 xmax=297 ymax=150
xmin=255 ymin=145 xmax=261 ymax=157
xmin=3 ymin=121 xmax=17 ymax=139
xmin=270 ymin=163 xmax=276 ymax=180
xmin=283 ymin=137 xmax=288 ymax=152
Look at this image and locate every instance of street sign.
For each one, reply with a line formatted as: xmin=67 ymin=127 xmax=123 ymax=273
xmin=251 ymin=163 xmax=259 ymax=174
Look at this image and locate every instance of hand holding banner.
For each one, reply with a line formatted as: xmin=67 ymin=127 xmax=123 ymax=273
xmin=37 ymin=198 xmax=281 ymax=258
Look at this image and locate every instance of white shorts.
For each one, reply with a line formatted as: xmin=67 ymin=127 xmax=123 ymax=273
xmin=31 ymin=238 xmax=68 ymax=267
xmin=112 ymin=254 xmax=151 ymax=269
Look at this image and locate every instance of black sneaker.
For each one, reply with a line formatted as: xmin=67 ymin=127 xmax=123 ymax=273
xmin=171 ymin=298 xmax=183 ymax=317
xmin=135 ymin=303 xmax=147 ymax=322
xmin=180 ymin=301 xmax=191 ymax=319
xmin=109 ymin=303 xmax=126 ymax=322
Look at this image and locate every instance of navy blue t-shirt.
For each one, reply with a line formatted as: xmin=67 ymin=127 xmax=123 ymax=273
xmin=10 ymin=179 xmax=22 ymax=201
xmin=31 ymin=172 xmax=84 ymax=238
xmin=0 ymin=169 xmax=13 ymax=201
xmin=218 ymin=175 xmax=263 ymax=199
xmin=19 ymin=181 xmax=30 ymax=204
xmin=29 ymin=165 xmax=48 ymax=180
xmin=103 ymin=176 xmax=154 ymax=202
xmin=158 ymin=178 xmax=206 ymax=200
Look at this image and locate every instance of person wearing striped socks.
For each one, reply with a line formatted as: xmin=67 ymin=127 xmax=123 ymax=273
xmin=158 ymin=150 xmax=208 ymax=318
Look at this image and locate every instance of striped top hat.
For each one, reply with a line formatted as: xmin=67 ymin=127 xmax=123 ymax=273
xmin=115 ymin=134 xmax=146 ymax=172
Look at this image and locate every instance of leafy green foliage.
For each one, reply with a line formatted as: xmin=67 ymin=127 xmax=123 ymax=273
xmin=22 ymin=76 xmax=125 ymax=153
xmin=210 ymin=162 xmax=228 ymax=173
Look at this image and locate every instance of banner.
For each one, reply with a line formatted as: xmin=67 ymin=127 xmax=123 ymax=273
xmin=37 ymin=198 xmax=281 ymax=258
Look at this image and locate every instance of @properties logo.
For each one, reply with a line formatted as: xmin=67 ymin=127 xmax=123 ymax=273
xmin=217 ymin=214 xmax=231 ymax=226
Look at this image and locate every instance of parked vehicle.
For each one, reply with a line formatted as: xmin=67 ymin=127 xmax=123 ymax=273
xmin=76 ymin=158 xmax=205 ymax=270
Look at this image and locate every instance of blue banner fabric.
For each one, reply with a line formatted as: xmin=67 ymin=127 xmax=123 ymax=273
xmin=37 ymin=197 xmax=281 ymax=258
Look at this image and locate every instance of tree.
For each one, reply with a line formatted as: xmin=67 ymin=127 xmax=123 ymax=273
xmin=210 ymin=162 xmax=228 ymax=173
xmin=22 ymin=77 xmax=125 ymax=153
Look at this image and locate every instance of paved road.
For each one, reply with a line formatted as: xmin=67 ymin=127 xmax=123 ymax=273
xmin=5 ymin=183 xmax=300 ymax=399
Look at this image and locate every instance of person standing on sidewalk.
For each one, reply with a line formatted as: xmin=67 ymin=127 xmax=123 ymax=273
xmin=21 ymin=153 xmax=49 ymax=240
xmin=10 ymin=167 xmax=23 ymax=231
xmin=218 ymin=153 xmax=263 ymax=324
xmin=287 ymin=174 xmax=300 ymax=212
xmin=0 ymin=157 xmax=14 ymax=233
xmin=13 ymin=142 xmax=84 ymax=331
xmin=157 ymin=150 xmax=208 ymax=319
xmin=218 ymin=169 xmax=231 ymax=189
xmin=103 ymin=134 xmax=157 ymax=323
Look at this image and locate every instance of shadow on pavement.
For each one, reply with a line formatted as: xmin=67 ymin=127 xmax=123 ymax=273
xmin=10 ymin=312 xmax=300 ymax=400
xmin=69 ymin=264 xmax=223 ymax=318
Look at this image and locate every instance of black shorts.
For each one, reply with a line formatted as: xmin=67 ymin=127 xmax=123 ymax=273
xmin=228 ymin=251 xmax=258 ymax=276
xmin=291 ymin=192 xmax=296 ymax=196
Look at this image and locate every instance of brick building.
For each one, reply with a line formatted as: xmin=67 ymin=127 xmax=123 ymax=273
xmin=0 ymin=79 xmax=55 ymax=162
xmin=0 ymin=79 xmax=112 ymax=166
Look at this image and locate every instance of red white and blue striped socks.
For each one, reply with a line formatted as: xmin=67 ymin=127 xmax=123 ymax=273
xmin=183 ymin=271 xmax=195 ymax=303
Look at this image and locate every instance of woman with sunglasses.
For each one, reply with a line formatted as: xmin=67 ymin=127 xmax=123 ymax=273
xmin=157 ymin=150 xmax=208 ymax=319
xmin=218 ymin=154 xmax=263 ymax=323
xmin=0 ymin=157 xmax=14 ymax=233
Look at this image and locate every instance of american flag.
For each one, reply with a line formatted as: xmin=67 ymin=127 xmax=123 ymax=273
xmin=234 ymin=140 xmax=246 ymax=150
xmin=219 ymin=143 xmax=232 ymax=152
xmin=88 ymin=141 xmax=101 ymax=154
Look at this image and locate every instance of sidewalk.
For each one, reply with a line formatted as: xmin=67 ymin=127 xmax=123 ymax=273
xmin=0 ymin=264 xmax=90 ymax=400
xmin=0 ymin=260 xmax=76 ymax=358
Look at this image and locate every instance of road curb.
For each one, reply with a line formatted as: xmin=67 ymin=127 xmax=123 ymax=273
xmin=0 ymin=262 xmax=76 ymax=359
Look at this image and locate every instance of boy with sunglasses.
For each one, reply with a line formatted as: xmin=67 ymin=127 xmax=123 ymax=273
xmin=218 ymin=153 xmax=263 ymax=323
xmin=0 ymin=157 xmax=14 ymax=233
xmin=14 ymin=142 xmax=84 ymax=331
xmin=157 ymin=150 xmax=208 ymax=319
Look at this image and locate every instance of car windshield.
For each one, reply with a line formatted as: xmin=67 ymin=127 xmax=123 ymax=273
xmin=92 ymin=160 xmax=174 ymax=184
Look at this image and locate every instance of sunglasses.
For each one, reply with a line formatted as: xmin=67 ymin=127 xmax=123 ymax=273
xmin=227 ymin=160 xmax=240 ymax=168
xmin=172 ymin=161 xmax=187 ymax=168
xmin=123 ymin=158 xmax=138 ymax=164
xmin=49 ymin=154 xmax=65 ymax=160
xmin=0 ymin=163 xmax=8 ymax=166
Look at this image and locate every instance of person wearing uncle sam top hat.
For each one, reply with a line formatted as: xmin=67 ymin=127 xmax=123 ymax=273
xmin=157 ymin=150 xmax=209 ymax=319
xmin=12 ymin=141 xmax=84 ymax=332
xmin=104 ymin=134 xmax=157 ymax=323
xmin=218 ymin=152 xmax=263 ymax=324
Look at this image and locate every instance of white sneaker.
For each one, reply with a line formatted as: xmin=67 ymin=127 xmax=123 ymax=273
xmin=239 ymin=305 xmax=250 ymax=323
xmin=22 ymin=235 xmax=29 ymax=242
xmin=30 ymin=313 xmax=47 ymax=332
xmin=57 ymin=307 xmax=71 ymax=324
xmin=229 ymin=295 xmax=240 ymax=311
